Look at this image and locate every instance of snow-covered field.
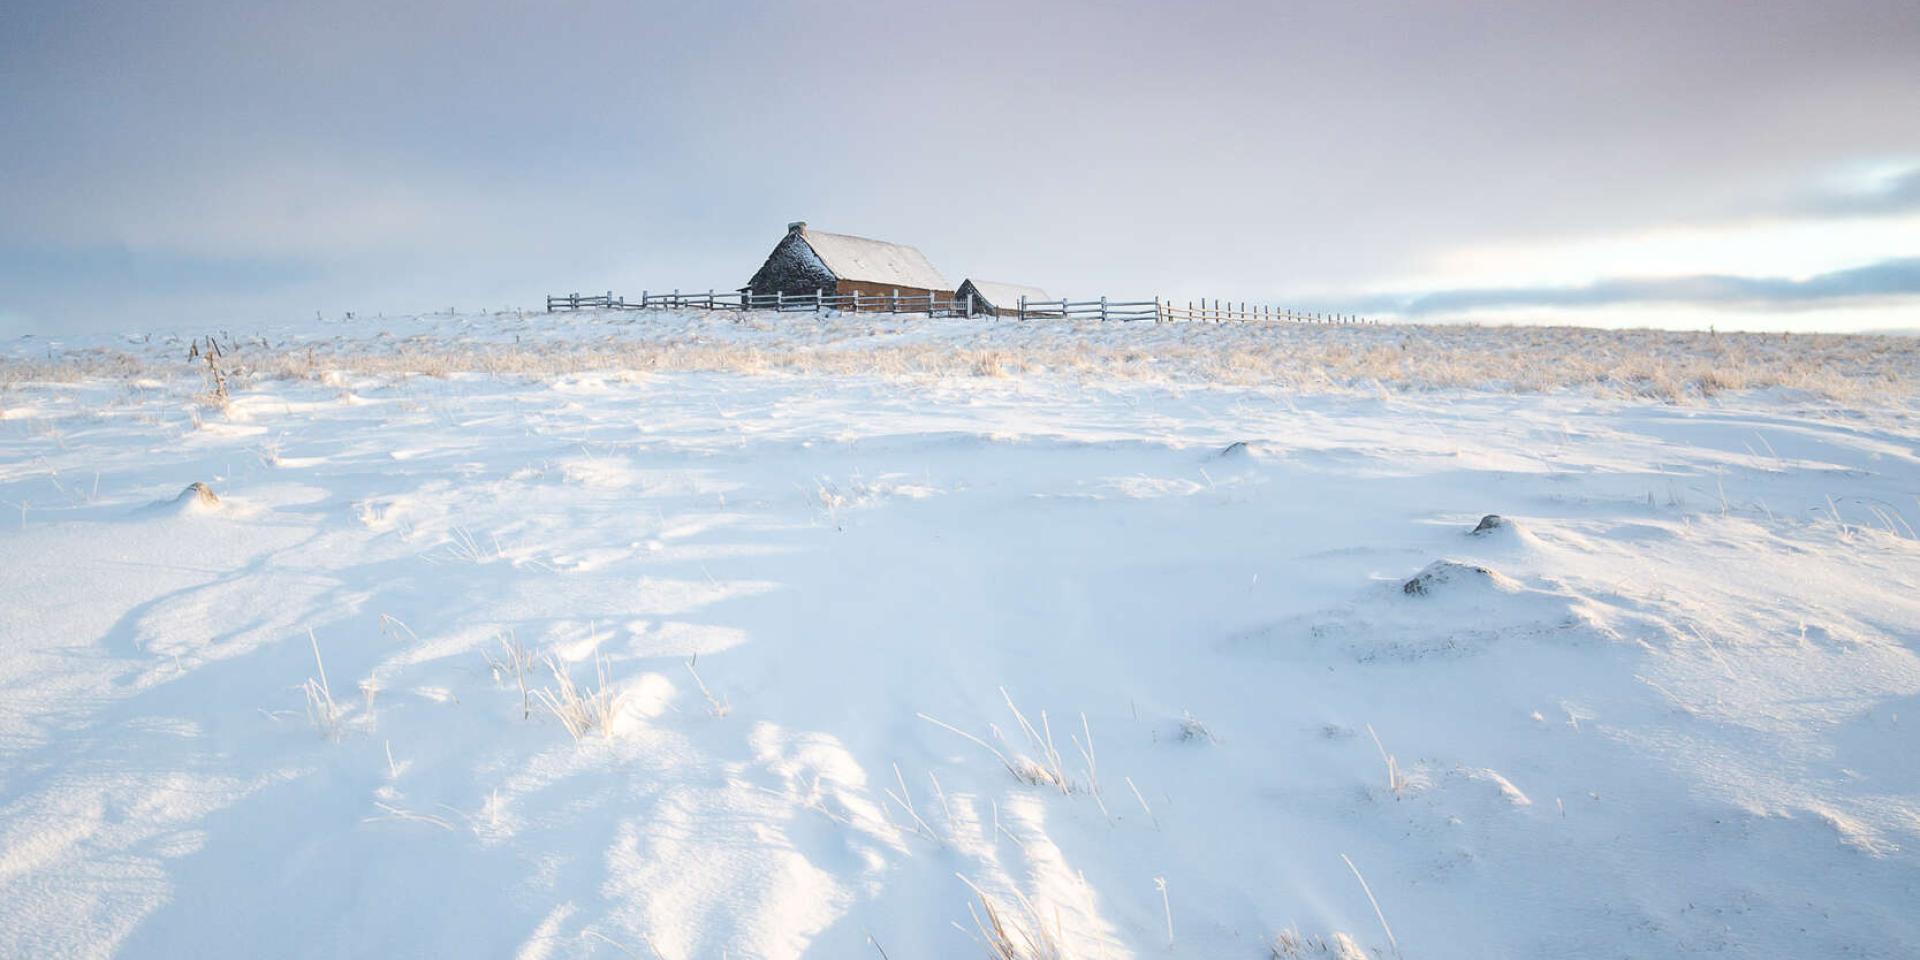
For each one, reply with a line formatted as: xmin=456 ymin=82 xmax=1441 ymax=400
xmin=3 ymin=310 xmax=1919 ymax=959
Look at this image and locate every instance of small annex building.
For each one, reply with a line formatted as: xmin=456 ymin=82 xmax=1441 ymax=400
xmin=954 ymin=279 xmax=1051 ymax=318
xmin=742 ymin=222 xmax=950 ymax=300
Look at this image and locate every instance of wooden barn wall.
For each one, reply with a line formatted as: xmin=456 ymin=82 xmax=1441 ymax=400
xmin=833 ymin=279 xmax=942 ymax=301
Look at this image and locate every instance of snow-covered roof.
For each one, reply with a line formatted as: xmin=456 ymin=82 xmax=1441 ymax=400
xmin=960 ymin=279 xmax=1052 ymax=308
xmin=797 ymin=228 xmax=950 ymax=291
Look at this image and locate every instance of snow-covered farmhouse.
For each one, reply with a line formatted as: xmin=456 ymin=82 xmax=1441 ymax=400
xmin=954 ymin=278 xmax=1051 ymax=318
xmin=743 ymin=221 xmax=950 ymax=301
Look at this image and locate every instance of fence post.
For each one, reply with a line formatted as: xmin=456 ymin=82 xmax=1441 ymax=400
xmin=815 ymin=288 xmax=823 ymax=315
xmin=1018 ymin=295 xmax=1026 ymax=321
xmin=965 ymin=292 xmax=974 ymax=318
xmin=890 ymin=289 xmax=899 ymax=314
xmin=1100 ymin=296 xmax=1109 ymax=322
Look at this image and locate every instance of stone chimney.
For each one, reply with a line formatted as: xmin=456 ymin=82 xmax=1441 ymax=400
xmin=787 ymin=221 xmax=807 ymax=235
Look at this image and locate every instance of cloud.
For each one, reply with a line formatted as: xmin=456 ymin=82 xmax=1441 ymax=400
xmin=0 ymin=244 xmax=319 ymax=297
xmin=1363 ymin=258 xmax=1920 ymax=316
xmin=1794 ymin=165 xmax=1920 ymax=218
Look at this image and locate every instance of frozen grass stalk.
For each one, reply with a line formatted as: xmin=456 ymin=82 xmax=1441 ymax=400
xmin=483 ymin=630 xmax=535 ymax=719
xmin=302 ymin=628 xmax=339 ymax=739
xmin=1000 ymin=687 xmax=1072 ymax=793
xmin=1366 ymin=723 xmax=1404 ymax=797
xmin=1125 ymin=775 xmax=1159 ymax=828
xmin=1072 ymin=712 xmax=1111 ymax=819
xmin=685 ymin=654 xmax=731 ymax=717
xmin=1340 ymin=854 xmax=1400 ymax=958
xmin=1155 ymin=875 xmax=1173 ymax=948
xmin=883 ymin=762 xmax=939 ymax=842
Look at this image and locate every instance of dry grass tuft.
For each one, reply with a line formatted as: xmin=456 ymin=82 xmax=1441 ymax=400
xmin=959 ymin=876 xmax=1072 ymax=960
xmin=7 ymin=314 xmax=1916 ymax=403
xmin=533 ymin=652 xmax=627 ymax=740
xmin=1272 ymin=929 xmax=1368 ymax=960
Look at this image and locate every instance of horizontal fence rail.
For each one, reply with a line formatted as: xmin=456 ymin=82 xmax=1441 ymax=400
xmin=545 ymin=289 xmax=1374 ymax=324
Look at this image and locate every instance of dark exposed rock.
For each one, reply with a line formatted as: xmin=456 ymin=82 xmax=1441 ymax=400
xmin=1470 ymin=514 xmax=1506 ymax=535
xmin=1218 ymin=441 xmax=1249 ymax=458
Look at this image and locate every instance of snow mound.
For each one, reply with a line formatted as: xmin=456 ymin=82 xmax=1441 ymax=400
xmin=1400 ymin=559 xmax=1520 ymax=597
xmin=142 ymin=481 xmax=222 ymax=516
xmin=1461 ymin=512 xmax=1548 ymax=552
xmin=1235 ymin=560 xmax=1598 ymax=662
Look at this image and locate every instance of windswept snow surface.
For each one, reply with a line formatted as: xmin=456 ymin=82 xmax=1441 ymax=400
xmin=3 ymin=311 xmax=1919 ymax=959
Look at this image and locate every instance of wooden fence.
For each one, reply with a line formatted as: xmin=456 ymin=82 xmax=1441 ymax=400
xmin=545 ymin=289 xmax=1372 ymax=324
xmin=545 ymin=289 xmax=981 ymax=316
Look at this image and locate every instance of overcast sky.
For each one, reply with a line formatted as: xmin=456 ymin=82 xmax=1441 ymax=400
xmin=3 ymin=0 xmax=1918 ymax=333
